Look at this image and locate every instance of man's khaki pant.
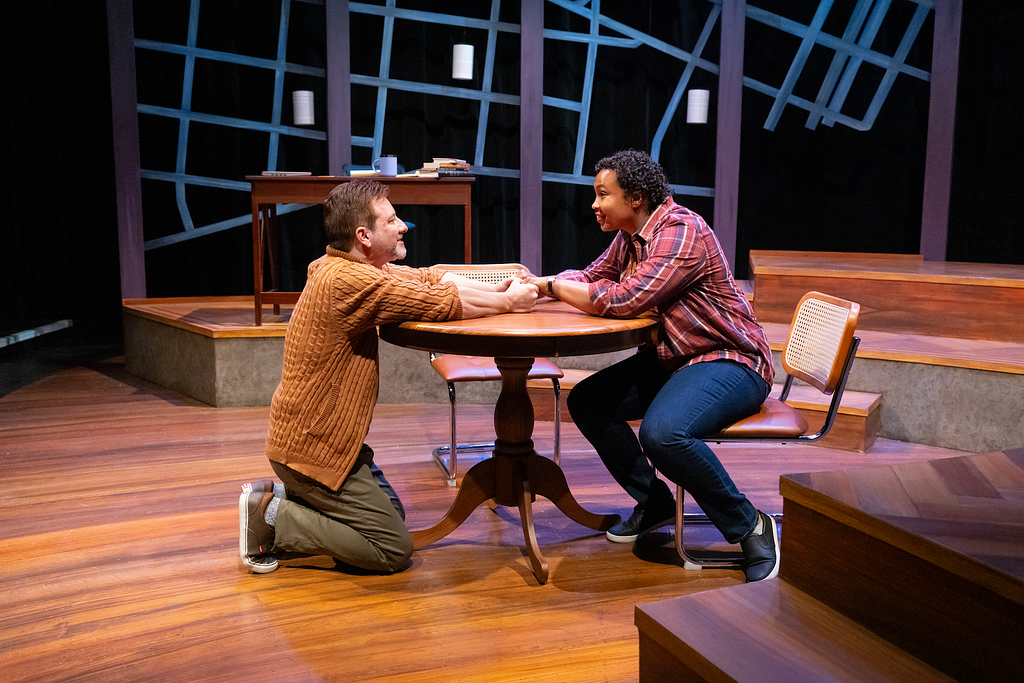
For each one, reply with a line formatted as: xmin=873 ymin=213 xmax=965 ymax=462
xmin=270 ymin=446 xmax=413 ymax=573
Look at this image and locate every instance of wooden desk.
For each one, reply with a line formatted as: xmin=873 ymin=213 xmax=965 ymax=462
xmin=248 ymin=175 xmax=475 ymax=325
xmin=379 ymin=299 xmax=659 ymax=584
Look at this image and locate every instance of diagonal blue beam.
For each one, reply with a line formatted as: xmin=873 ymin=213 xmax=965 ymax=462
xmin=350 ymin=2 xmax=520 ymax=33
xmin=764 ymin=0 xmax=836 ymax=131
xmin=573 ymin=0 xmax=601 ymax=176
xmin=859 ymin=4 xmax=930 ymax=130
xmin=805 ymin=0 xmax=874 ymax=129
xmin=372 ymin=0 xmax=397 ymax=160
xmin=651 ymin=4 xmax=721 ymax=161
xmin=134 ymin=39 xmax=326 ymax=77
xmin=267 ymin=0 xmax=293 ymax=171
xmin=174 ymin=0 xmax=201 ymax=232
xmin=474 ymin=0 xmax=503 ymax=168
xmin=745 ymin=4 xmax=928 ymax=80
xmin=821 ymin=0 xmax=893 ymax=127
xmin=138 ymin=104 xmax=327 ymax=139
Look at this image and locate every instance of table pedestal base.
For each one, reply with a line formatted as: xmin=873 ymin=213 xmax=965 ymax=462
xmin=410 ymin=357 xmax=620 ymax=584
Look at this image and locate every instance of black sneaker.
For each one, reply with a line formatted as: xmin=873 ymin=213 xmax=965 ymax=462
xmin=239 ymin=491 xmax=278 ymax=574
xmin=740 ymin=511 xmax=779 ymax=582
xmin=606 ymin=501 xmax=675 ymax=543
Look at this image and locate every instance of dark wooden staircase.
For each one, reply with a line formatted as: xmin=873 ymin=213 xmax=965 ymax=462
xmin=635 ymin=448 xmax=1024 ymax=682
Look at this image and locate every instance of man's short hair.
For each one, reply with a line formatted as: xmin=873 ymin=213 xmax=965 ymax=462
xmin=595 ymin=149 xmax=672 ymax=211
xmin=323 ymin=179 xmax=390 ymax=251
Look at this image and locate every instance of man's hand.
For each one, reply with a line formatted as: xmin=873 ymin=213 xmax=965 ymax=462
xmin=505 ymin=280 xmax=539 ymax=312
xmin=456 ymin=278 xmax=538 ymax=318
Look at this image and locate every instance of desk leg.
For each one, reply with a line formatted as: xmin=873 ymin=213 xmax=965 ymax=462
xmin=266 ymin=204 xmax=281 ymax=316
xmin=464 ymin=202 xmax=472 ymax=263
xmin=251 ymin=200 xmax=263 ymax=326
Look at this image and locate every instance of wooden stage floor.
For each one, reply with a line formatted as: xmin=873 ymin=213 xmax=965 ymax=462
xmin=0 ymin=353 xmax=982 ymax=683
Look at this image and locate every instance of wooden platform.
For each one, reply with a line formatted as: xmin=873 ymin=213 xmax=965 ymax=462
xmin=636 ymin=447 xmax=1024 ymax=682
xmin=750 ymin=250 xmax=1024 ymax=343
xmin=123 ymin=281 xmax=1024 ymax=451
xmin=122 ymin=297 xmax=291 ymax=407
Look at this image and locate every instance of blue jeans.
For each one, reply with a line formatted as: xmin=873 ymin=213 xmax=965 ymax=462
xmin=567 ymin=348 xmax=770 ymax=543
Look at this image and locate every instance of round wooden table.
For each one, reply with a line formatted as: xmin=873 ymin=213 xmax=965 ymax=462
xmin=379 ymin=299 xmax=659 ymax=584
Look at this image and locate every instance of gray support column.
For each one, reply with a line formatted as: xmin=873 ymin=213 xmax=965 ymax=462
xmin=326 ymin=0 xmax=352 ymax=176
xmin=106 ymin=0 xmax=146 ymax=297
xmin=713 ymin=0 xmax=746 ymax=274
xmin=920 ymin=0 xmax=962 ymax=261
xmin=519 ymin=0 xmax=544 ymax=274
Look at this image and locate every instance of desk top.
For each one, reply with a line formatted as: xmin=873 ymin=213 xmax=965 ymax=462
xmin=379 ymin=299 xmax=658 ymax=358
xmin=247 ymin=174 xmax=474 ymax=206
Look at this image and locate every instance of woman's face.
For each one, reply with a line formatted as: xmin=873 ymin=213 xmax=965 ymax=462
xmin=592 ymin=169 xmax=640 ymax=234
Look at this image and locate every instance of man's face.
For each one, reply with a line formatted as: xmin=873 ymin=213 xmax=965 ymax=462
xmin=592 ymin=169 xmax=638 ymax=234
xmin=366 ymin=197 xmax=407 ymax=265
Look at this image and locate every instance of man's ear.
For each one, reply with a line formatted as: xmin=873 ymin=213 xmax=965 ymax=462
xmin=628 ymin=191 xmax=645 ymax=211
xmin=354 ymin=225 xmax=373 ymax=248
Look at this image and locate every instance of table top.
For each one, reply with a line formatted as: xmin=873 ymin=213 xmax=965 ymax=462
xmin=379 ymin=299 xmax=659 ymax=358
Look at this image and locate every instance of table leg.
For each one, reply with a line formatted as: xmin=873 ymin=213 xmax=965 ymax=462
xmin=518 ymin=477 xmax=548 ymax=584
xmin=410 ymin=357 xmax=617 ymax=585
xmin=410 ymin=458 xmax=495 ymax=549
xmin=525 ymin=454 xmax=620 ymax=532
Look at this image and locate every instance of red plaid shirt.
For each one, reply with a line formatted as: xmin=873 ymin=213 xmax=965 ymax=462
xmin=559 ymin=198 xmax=774 ymax=384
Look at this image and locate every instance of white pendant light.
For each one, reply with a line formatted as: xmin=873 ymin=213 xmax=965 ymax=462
xmin=686 ymin=89 xmax=710 ymax=124
xmin=292 ymin=90 xmax=314 ymax=126
xmin=452 ymin=44 xmax=474 ymax=80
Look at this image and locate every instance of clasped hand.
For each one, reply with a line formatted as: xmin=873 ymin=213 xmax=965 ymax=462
xmin=498 ymin=276 xmax=539 ymax=313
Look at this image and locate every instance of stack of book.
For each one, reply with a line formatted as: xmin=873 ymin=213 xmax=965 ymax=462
xmin=417 ymin=158 xmax=472 ymax=177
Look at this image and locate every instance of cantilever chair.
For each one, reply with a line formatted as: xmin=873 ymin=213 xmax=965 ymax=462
xmin=675 ymin=291 xmax=861 ymax=570
xmin=430 ymin=264 xmax=563 ymax=486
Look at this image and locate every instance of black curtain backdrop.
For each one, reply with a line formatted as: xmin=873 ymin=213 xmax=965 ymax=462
xmin=2 ymin=1 xmax=1021 ymax=348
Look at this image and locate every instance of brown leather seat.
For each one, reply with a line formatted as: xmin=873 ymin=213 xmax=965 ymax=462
xmin=714 ymin=397 xmax=809 ymax=438
xmin=431 ymin=354 xmax=562 ymax=384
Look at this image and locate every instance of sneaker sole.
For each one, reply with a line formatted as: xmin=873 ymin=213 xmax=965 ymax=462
xmin=762 ymin=514 xmax=780 ymax=581
xmin=606 ymin=516 xmax=674 ymax=543
xmin=238 ymin=492 xmax=278 ymax=574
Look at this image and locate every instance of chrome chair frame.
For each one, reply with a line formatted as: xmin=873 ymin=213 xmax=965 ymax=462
xmin=675 ymin=291 xmax=861 ymax=570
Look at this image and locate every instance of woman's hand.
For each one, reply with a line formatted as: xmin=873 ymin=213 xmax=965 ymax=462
xmin=505 ymin=281 xmax=539 ymax=312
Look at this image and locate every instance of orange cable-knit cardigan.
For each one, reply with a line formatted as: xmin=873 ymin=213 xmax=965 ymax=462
xmin=266 ymin=247 xmax=463 ymax=490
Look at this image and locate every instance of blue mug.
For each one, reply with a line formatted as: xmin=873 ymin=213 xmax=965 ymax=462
xmin=373 ymin=156 xmax=398 ymax=177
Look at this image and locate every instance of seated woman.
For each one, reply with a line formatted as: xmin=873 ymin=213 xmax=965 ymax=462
xmin=520 ymin=149 xmax=779 ymax=582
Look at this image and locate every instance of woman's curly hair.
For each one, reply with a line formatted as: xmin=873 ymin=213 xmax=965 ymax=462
xmin=595 ymin=149 xmax=672 ymax=210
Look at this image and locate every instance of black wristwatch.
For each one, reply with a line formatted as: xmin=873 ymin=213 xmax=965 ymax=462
xmin=547 ymin=277 xmax=555 ymax=297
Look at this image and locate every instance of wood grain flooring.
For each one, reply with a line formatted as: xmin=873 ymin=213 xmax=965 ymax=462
xmin=0 ymin=355 xmax=973 ymax=682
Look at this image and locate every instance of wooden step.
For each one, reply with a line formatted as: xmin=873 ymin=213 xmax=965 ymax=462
xmin=528 ymin=370 xmax=880 ymax=452
xmin=636 ymin=448 xmax=1024 ymax=683
xmin=749 ymin=250 xmax=1024 ymax=343
xmin=635 ymin=579 xmax=954 ymax=683
xmin=778 ymin=450 xmax=1024 ymax=683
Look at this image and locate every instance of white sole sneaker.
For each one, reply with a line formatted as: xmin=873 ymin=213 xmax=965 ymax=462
xmin=238 ymin=492 xmax=278 ymax=574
